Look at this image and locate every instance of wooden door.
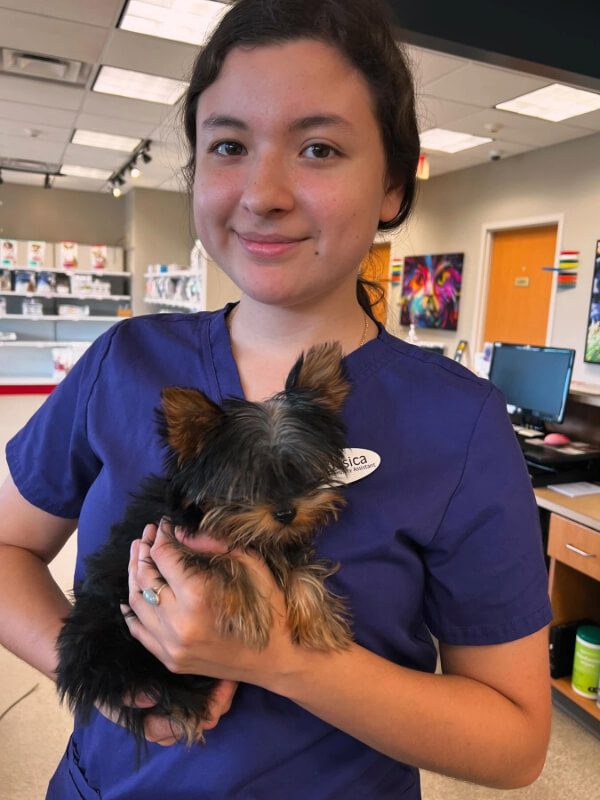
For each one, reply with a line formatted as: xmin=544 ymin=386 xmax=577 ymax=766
xmin=483 ymin=225 xmax=557 ymax=346
xmin=361 ymin=242 xmax=390 ymax=324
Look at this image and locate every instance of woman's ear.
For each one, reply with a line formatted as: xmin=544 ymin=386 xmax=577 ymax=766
xmin=379 ymin=182 xmax=405 ymax=226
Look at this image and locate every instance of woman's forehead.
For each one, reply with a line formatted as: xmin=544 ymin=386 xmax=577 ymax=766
xmin=196 ymin=39 xmax=378 ymax=127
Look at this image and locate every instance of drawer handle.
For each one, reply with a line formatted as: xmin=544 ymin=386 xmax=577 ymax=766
xmin=565 ymin=543 xmax=597 ymax=559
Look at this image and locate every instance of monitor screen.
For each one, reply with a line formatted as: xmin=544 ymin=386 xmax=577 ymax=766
xmin=488 ymin=343 xmax=575 ymax=424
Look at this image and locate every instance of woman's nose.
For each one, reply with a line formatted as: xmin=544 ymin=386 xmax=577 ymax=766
xmin=241 ymin=154 xmax=294 ymax=216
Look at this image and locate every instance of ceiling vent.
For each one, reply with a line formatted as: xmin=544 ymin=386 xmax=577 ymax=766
xmin=0 ymin=48 xmax=91 ymax=86
xmin=0 ymin=158 xmax=62 ymax=174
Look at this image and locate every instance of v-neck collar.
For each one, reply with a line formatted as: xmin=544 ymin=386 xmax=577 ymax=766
xmin=206 ymin=302 xmax=392 ymax=403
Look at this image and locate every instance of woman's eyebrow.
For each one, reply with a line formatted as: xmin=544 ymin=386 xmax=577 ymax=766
xmin=201 ymin=113 xmax=355 ymax=133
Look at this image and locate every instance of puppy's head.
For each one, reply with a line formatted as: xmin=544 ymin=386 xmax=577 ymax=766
xmin=160 ymin=342 xmax=349 ymax=550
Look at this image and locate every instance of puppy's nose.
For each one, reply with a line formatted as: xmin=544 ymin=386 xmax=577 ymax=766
xmin=273 ymin=508 xmax=296 ymax=525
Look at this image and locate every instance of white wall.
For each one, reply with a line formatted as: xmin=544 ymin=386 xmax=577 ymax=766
xmin=387 ymin=131 xmax=600 ymax=385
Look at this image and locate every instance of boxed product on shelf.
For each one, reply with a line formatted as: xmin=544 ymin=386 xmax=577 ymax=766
xmin=14 ymin=270 xmax=37 ymax=292
xmin=1 ymin=239 xmax=17 ymax=266
xmin=55 ymin=273 xmax=71 ymax=294
xmin=0 ymin=269 xmax=11 ymax=291
xmin=90 ymin=245 xmax=107 ymax=270
xmin=37 ymin=271 xmax=56 ymax=295
xmin=58 ymin=304 xmax=90 ymax=318
xmin=27 ymin=241 xmax=46 ymax=268
xmin=59 ymin=241 xmax=78 ymax=270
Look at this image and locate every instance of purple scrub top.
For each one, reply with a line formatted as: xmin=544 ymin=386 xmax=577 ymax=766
xmin=7 ymin=305 xmax=552 ymax=800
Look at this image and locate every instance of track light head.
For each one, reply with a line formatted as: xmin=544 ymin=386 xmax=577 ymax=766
xmin=0 ymin=169 xmax=3 ymax=186
xmin=44 ymin=174 xmax=51 ymax=189
xmin=141 ymin=150 xmax=152 ymax=164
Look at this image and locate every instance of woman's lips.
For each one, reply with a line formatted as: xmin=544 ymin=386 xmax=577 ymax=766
xmin=237 ymin=233 xmax=306 ymax=259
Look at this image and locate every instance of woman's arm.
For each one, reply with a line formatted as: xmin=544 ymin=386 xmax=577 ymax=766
xmin=0 ymin=476 xmax=76 ymax=679
xmin=126 ymin=527 xmax=551 ymax=789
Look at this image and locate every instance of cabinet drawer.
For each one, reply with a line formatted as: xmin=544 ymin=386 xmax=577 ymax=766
xmin=548 ymin=514 xmax=600 ymax=581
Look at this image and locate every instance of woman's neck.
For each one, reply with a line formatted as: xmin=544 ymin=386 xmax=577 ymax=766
xmin=227 ymin=294 xmax=377 ymax=401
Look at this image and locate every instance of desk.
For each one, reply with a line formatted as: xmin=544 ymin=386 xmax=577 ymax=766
xmin=535 ymin=488 xmax=600 ymax=736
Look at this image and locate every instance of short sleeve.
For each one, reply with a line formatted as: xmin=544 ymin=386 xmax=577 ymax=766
xmin=423 ymin=385 xmax=552 ymax=645
xmin=6 ymin=328 xmax=117 ymax=518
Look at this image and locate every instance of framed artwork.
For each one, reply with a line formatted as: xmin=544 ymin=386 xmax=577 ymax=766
xmin=400 ymin=252 xmax=464 ymax=330
xmin=584 ymin=239 xmax=600 ymax=364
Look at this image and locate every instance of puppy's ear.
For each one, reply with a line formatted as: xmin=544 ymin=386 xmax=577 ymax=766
xmin=161 ymin=387 xmax=223 ymax=461
xmin=285 ymin=342 xmax=349 ymax=412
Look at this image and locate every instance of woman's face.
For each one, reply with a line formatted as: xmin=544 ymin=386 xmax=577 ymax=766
xmin=193 ymin=39 xmax=402 ymax=310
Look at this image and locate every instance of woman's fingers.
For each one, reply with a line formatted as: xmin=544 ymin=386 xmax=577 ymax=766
xmin=202 ymin=679 xmax=238 ymax=730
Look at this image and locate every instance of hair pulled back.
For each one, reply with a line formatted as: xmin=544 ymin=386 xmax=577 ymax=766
xmin=181 ymin=0 xmax=420 ymax=317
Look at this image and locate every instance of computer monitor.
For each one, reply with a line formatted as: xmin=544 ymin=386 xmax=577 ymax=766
xmin=488 ymin=343 xmax=575 ymax=427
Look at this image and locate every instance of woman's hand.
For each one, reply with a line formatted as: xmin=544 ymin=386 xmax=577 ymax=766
xmin=122 ymin=523 xmax=297 ymax=695
xmin=95 ymin=679 xmax=238 ymax=745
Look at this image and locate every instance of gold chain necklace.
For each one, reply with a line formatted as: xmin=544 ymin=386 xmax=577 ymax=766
xmin=227 ymin=306 xmax=370 ymax=349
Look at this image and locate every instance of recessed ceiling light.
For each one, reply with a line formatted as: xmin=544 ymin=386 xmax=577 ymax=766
xmin=72 ymin=129 xmax=141 ymax=151
xmin=119 ymin=0 xmax=227 ymax=46
xmin=496 ymin=83 xmax=600 ymax=122
xmin=61 ymin=164 xmax=113 ymax=180
xmin=94 ymin=65 xmax=188 ymax=105
xmin=419 ymin=128 xmax=493 ymax=154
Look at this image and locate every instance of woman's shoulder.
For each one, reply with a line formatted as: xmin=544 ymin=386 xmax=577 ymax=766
xmin=377 ymin=327 xmax=491 ymax=398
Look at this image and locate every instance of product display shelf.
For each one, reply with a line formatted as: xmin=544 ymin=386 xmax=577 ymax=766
xmin=144 ymin=298 xmax=203 ymax=311
xmin=2 ymin=265 xmax=131 ymax=278
xmin=3 ymin=290 xmax=131 ymax=301
xmin=144 ymin=264 xmax=205 ymax=314
xmin=0 ymin=262 xmax=131 ymax=382
xmin=551 ymin=676 xmax=600 ymax=723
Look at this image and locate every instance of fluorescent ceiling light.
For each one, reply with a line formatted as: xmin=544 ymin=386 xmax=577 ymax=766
xmin=72 ymin=129 xmax=141 ymax=152
xmin=419 ymin=128 xmax=492 ymax=154
xmin=119 ymin=0 xmax=227 ymax=46
xmin=61 ymin=165 xmax=113 ymax=180
xmin=496 ymin=83 xmax=600 ymax=122
xmin=94 ymin=66 xmax=187 ymax=105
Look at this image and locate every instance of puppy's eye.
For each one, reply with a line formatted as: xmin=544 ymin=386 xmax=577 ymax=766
xmin=273 ymin=508 xmax=296 ymax=525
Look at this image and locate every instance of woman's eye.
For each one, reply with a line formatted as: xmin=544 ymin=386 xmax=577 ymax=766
xmin=212 ymin=141 xmax=245 ymax=157
xmin=303 ymin=143 xmax=338 ymax=160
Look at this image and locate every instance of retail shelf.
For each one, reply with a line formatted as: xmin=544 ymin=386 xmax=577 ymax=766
xmin=144 ymin=298 xmax=202 ymax=311
xmin=0 ymin=340 xmax=91 ymax=348
xmin=145 ymin=270 xmax=196 ymax=279
xmin=0 ymin=290 xmax=130 ymax=301
xmin=0 ymin=313 xmax=124 ymax=321
xmin=2 ymin=265 xmax=131 ymax=277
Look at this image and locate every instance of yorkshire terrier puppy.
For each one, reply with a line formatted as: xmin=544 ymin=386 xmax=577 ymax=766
xmin=56 ymin=342 xmax=353 ymax=745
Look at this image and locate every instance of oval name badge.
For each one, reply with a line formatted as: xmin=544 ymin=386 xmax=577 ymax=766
xmin=331 ymin=448 xmax=381 ymax=485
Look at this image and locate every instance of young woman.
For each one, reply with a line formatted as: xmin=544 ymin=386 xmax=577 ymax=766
xmin=0 ymin=1 xmax=552 ymax=797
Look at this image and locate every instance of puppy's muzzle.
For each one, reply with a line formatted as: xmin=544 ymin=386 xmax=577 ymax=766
xmin=273 ymin=508 xmax=296 ymax=525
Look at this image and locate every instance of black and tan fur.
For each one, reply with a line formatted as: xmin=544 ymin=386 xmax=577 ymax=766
xmin=56 ymin=342 xmax=353 ymax=747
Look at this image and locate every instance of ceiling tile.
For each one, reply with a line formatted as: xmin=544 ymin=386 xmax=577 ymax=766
xmin=0 ymin=169 xmax=46 ymax=186
xmin=0 ymin=118 xmax=71 ymax=143
xmin=0 ymin=99 xmax=77 ymax=129
xmin=423 ymin=63 xmax=549 ymax=108
xmin=0 ymin=1 xmax=123 ymax=27
xmin=0 ymin=132 xmax=66 ymax=162
xmin=54 ymin=175 xmax=108 ymax=192
xmin=81 ymin=92 xmax=169 ymax=125
xmin=417 ymin=95 xmax=481 ymax=131
xmin=75 ymin=113 xmax=155 ymax=140
xmin=0 ymin=74 xmax=84 ymax=111
xmin=448 ymin=108 xmax=597 ymax=148
xmin=102 ymin=29 xmax=198 ymax=83
xmin=406 ymin=45 xmax=464 ymax=91
xmin=61 ymin=143 xmax=126 ymax=170
xmin=565 ymin=108 xmax=600 ymax=132
xmin=0 ymin=8 xmax=109 ymax=63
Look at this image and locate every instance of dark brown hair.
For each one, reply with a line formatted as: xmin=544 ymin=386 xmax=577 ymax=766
xmin=181 ymin=0 xmax=420 ymax=318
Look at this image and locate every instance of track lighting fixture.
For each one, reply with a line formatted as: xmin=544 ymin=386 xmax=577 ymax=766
xmin=107 ymin=140 xmax=151 ymax=196
xmin=44 ymin=173 xmax=51 ymax=189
